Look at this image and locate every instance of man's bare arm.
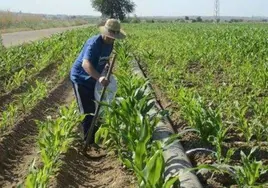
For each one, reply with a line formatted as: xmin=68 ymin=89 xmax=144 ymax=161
xmin=82 ymin=59 xmax=101 ymax=81
xmin=82 ymin=59 xmax=109 ymax=86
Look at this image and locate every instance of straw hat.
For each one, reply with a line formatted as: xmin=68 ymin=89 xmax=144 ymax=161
xmin=99 ymin=19 xmax=126 ymax=40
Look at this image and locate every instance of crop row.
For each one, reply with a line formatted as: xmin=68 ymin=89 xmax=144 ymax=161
xmin=5 ymin=23 xmax=268 ymax=187
xmin=123 ymin=23 xmax=268 ymax=187
xmin=21 ymin=102 xmax=83 ymax=188
xmin=0 ymin=27 xmax=97 ymax=132
xmin=20 ymin=33 xmax=180 ymax=188
xmin=0 ymin=27 xmax=97 ymax=94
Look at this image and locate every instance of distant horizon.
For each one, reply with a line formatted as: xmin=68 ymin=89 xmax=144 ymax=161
xmin=1 ymin=9 xmax=267 ymax=19
xmin=1 ymin=0 xmax=267 ymax=18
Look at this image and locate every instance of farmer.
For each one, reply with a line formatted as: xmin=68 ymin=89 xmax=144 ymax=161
xmin=70 ymin=19 xmax=126 ymax=145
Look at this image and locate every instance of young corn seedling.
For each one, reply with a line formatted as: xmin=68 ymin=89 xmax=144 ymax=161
xmin=207 ymin=109 xmax=229 ymax=163
xmin=177 ymin=88 xmax=224 ymax=144
xmin=123 ymin=141 xmax=179 ymax=188
xmin=234 ymin=101 xmax=254 ymax=143
xmin=187 ymin=146 xmax=267 ymax=188
xmin=95 ymin=78 xmax=156 ymax=157
xmin=95 ymin=74 xmax=179 ymax=188
xmin=229 ymin=147 xmax=268 ymax=187
xmin=0 ymin=104 xmax=18 ymax=132
xmin=4 ymin=68 xmax=27 ymax=92
xmin=0 ymin=80 xmax=48 ymax=132
xmin=22 ymin=159 xmax=51 ymax=188
xmin=2 ymin=29 xmax=86 ymax=93
xmin=250 ymin=118 xmax=267 ymax=144
xmin=24 ymin=102 xmax=84 ymax=188
xmin=251 ymin=98 xmax=268 ymax=143
xmin=20 ymin=80 xmax=49 ymax=114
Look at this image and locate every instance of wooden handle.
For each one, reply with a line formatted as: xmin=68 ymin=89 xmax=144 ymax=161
xmin=83 ymin=54 xmax=117 ymax=152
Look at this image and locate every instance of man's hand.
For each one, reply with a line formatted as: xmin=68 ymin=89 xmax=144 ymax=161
xmin=98 ymin=76 xmax=110 ymax=87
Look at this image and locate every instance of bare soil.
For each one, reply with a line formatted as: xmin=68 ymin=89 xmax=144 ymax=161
xmin=51 ymin=142 xmax=136 ymax=188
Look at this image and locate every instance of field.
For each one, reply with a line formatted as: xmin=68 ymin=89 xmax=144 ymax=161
xmin=0 ymin=22 xmax=267 ymax=188
xmin=0 ymin=11 xmax=92 ymax=33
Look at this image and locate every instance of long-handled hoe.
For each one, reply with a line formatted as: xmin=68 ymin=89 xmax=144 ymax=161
xmin=83 ymin=54 xmax=117 ymax=154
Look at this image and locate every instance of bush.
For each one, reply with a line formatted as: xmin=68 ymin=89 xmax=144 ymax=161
xmin=130 ymin=17 xmax=141 ymax=23
xmin=196 ymin=16 xmax=203 ymax=22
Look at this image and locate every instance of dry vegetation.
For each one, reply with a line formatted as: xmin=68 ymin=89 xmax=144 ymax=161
xmin=0 ymin=10 xmax=90 ymax=33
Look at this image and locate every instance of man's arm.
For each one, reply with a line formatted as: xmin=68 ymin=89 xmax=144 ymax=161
xmin=82 ymin=59 xmax=101 ymax=80
xmin=82 ymin=59 xmax=109 ymax=86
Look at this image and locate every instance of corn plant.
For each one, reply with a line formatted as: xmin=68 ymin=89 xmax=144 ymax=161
xmin=234 ymin=101 xmax=254 ymax=143
xmin=22 ymin=159 xmax=50 ymax=188
xmin=230 ymin=147 xmax=268 ymax=187
xmin=23 ymin=102 xmax=84 ymax=188
xmin=0 ymin=73 xmax=49 ymax=133
xmin=0 ymin=104 xmax=18 ymax=132
xmin=3 ymin=44 xmax=59 ymax=93
xmin=251 ymin=98 xmax=268 ymax=143
xmin=0 ymin=79 xmax=49 ymax=132
xmin=95 ymin=59 xmax=179 ymax=187
xmin=0 ymin=80 xmax=48 ymax=132
xmin=20 ymin=80 xmax=49 ymax=114
xmin=122 ymin=141 xmax=179 ymax=188
xmin=202 ymin=147 xmax=268 ymax=188
xmin=95 ymin=76 xmax=156 ymax=153
xmin=4 ymin=68 xmax=27 ymax=92
xmin=176 ymin=88 xmax=226 ymax=145
xmin=250 ymin=118 xmax=267 ymax=144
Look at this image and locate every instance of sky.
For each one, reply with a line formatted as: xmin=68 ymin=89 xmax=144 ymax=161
xmin=0 ymin=0 xmax=267 ymax=17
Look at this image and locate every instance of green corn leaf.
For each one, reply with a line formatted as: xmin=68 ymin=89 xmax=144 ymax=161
xmin=122 ymin=158 xmax=133 ymax=169
xmin=163 ymin=176 xmax=180 ymax=188
xmin=142 ymin=150 xmax=164 ymax=187
xmin=134 ymin=141 xmax=147 ymax=170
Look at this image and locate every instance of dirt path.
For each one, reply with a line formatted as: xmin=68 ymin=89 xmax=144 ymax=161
xmin=52 ymin=143 xmax=135 ymax=188
xmin=1 ymin=24 xmax=92 ymax=47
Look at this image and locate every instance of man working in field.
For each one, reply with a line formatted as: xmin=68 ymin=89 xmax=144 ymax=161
xmin=70 ymin=19 xmax=126 ymax=146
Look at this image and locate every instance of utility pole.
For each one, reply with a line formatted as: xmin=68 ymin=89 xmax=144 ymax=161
xmin=214 ymin=0 xmax=220 ymax=22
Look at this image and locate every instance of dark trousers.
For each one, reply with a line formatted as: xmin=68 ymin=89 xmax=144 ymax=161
xmin=72 ymin=81 xmax=97 ymax=143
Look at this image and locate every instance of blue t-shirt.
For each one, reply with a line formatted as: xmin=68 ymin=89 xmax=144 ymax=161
xmin=70 ymin=34 xmax=113 ymax=88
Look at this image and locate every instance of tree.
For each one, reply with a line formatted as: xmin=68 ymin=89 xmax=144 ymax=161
xmin=185 ymin=16 xmax=189 ymax=20
xmin=196 ymin=16 xmax=202 ymax=22
xmin=91 ymin=0 xmax=135 ymax=21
